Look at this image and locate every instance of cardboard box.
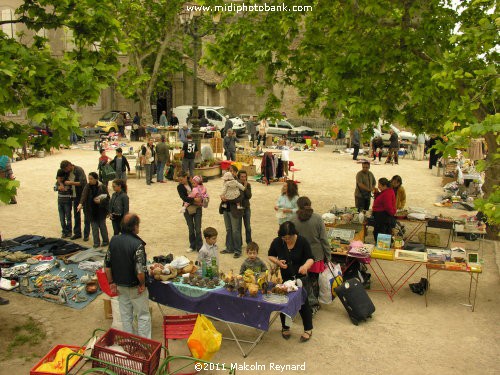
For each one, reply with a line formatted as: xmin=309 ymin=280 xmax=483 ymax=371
xmin=441 ymin=176 xmax=457 ymax=186
xmin=241 ymin=163 xmax=257 ymax=176
xmin=318 ymin=140 xmax=325 ymax=147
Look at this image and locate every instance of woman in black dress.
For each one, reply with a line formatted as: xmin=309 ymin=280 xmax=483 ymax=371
xmin=268 ymin=221 xmax=314 ymax=342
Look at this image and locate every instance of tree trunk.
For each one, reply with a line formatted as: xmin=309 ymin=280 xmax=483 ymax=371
xmin=139 ymin=88 xmax=153 ymax=126
xmin=482 ymin=131 xmax=499 ymax=239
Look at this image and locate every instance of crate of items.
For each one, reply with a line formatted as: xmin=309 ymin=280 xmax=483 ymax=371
xmin=91 ymin=328 xmax=162 ymax=375
xmin=30 ymin=345 xmax=85 ymax=375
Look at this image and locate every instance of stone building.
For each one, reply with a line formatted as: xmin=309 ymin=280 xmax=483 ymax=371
xmin=1 ymin=1 xmax=320 ymax=127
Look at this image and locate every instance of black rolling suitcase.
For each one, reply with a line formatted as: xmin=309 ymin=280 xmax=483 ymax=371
xmin=335 ymin=278 xmax=375 ymax=325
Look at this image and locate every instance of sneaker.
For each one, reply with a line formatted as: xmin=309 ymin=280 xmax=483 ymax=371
xmin=61 ymin=233 xmax=71 ymax=239
xmin=70 ymin=234 xmax=82 ymax=240
xmin=186 ymin=248 xmax=195 ymax=253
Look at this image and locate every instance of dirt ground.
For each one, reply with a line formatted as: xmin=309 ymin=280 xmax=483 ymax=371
xmin=0 ymin=141 xmax=498 ymax=375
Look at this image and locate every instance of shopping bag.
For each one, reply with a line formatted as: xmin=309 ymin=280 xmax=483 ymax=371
xmin=187 ymin=314 xmax=222 ymax=361
xmin=318 ymin=262 xmax=343 ymax=304
xmin=102 ymin=163 xmax=116 ymax=180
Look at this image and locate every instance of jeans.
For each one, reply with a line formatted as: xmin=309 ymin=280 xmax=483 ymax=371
xmin=223 ymin=210 xmax=242 ymax=255
xmin=156 ymin=161 xmax=166 ymax=182
xmin=280 ymin=291 xmax=313 ymax=331
xmin=91 ymin=218 xmax=109 ymax=247
xmin=111 ymin=217 xmax=122 ymax=236
xmin=225 ymin=151 xmax=236 ymax=161
xmin=73 ymin=198 xmax=90 ymax=238
xmin=116 ymin=169 xmax=127 ymax=181
xmin=184 ymin=207 xmax=202 ymax=250
xmin=257 ymin=134 xmax=265 ymax=146
xmin=58 ymin=200 xmax=72 ymax=235
xmin=145 ymin=164 xmax=153 ymax=184
xmin=117 ymin=286 xmax=151 ymax=339
xmin=242 ymin=207 xmax=252 ymax=244
xmin=182 ymin=159 xmax=195 ymax=177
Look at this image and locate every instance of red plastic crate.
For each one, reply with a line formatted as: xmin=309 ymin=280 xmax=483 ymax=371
xmin=30 ymin=345 xmax=85 ymax=375
xmin=220 ymin=160 xmax=232 ymax=170
xmin=91 ymin=329 xmax=161 ymax=375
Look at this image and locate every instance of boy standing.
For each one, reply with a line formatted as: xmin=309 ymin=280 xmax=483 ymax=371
xmin=56 ymin=169 xmax=72 ymax=238
xmin=239 ymin=242 xmax=268 ymax=274
xmin=197 ymin=227 xmax=219 ymax=265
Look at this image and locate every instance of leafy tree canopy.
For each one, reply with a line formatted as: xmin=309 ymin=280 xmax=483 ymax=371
xmin=204 ymin=0 xmax=499 ymax=229
xmin=0 ymin=0 xmax=121 ymax=202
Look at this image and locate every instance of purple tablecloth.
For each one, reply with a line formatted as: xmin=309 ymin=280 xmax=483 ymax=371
xmin=148 ymin=280 xmax=306 ymax=331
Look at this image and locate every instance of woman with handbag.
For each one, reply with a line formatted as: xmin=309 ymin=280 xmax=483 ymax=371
xmin=108 ymin=179 xmax=129 ymax=236
xmin=268 ymin=221 xmax=314 ymax=342
xmin=177 ymin=171 xmax=203 ymax=252
xmin=78 ymin=172 xmax=110 ymax=248
xmin=291 ymin=197 xmax=331 ymax=315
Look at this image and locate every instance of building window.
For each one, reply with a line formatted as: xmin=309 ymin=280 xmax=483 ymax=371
xmin=1 ymin=8 xmax=16 ymax=39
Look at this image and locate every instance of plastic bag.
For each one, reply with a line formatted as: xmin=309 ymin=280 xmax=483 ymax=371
xmin=187 ymin=314 xmax=222 ymax=361
xmin=318 ymin=262 xmax=343 ymax=304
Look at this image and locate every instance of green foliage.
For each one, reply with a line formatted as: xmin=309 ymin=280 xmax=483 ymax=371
xmin=206 ymin=0 xmax=499 ymax=227
xmin=474 ymin=188 xmax=500 ymax=228
xmin=115 ymin=0 xmax=186 ymax=120
xmin=0 ymin=0 xmax=121 ymax=202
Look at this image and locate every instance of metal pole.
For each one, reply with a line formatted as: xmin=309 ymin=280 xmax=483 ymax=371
xmin=191 ymin=21 xmax=201 ymax=151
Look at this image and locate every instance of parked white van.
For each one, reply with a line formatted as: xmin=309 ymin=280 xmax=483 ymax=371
xmin=173 ymin=106 xmax=245 ymax=136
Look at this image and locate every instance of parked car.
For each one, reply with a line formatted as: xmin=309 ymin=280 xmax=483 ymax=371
xmin=371 ymin=124 xmax=417 ymax=145
xmin=95 ymin=111 xmax=131 ymax=134
xmin=173 ymin=106 xmax=246 ymax=136
xmin=266 ymin=120 xmax=318 ymax=143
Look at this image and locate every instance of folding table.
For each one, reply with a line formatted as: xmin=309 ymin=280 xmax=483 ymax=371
xmin=425 ymin=264 xmax=482 ymax=311
xmin=148 ymin=280 xmax=306 ymax=357
xmin=368 ymin=253 xmax=426 ymax=301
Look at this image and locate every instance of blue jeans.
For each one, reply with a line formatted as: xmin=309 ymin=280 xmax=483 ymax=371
xmin=242 ymin=207 xmax=252 ymax=244
xmin=223 ymin=210 xmax=242 ymax=255
xmin=183 ymin=207 xmax=202 ymax=250
xmin=117 ymin=286 xmax=151 ymax=339
xmin=72 ymin=198 xmax=90 ymax=238
xmin=156 ymin=161 xmax=166 ymax=182
xmin=58 ymin=199 xmax=72 ymax=235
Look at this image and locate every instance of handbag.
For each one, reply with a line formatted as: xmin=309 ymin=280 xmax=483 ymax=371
xmin=186 ymin=205 xmax=198 ymax=215
xmin=102 ymin=164 xmax=116 ymax=180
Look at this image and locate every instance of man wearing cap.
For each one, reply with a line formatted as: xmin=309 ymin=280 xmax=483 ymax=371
xmin=354 ymin=161 xmax=377 ymax=212
xmin=155 ymin=135 xmax=170 ymax=183
xmin=105 ymin=213 xmax=151 ymax=338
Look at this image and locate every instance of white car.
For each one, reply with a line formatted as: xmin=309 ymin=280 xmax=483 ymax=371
xmin=266 ymin=120 xmax=318 ymax=142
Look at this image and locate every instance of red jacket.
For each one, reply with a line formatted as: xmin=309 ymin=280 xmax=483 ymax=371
xmin=372 ymin=188 xmax=396 ymax=216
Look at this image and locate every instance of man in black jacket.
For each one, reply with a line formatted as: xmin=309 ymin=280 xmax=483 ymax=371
xmin=60 ymin=160 xmax=90 ymax=240
xmin=105 ymin=213 xmax=151 ymax=338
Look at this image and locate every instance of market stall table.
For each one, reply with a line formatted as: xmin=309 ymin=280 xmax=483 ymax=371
xmin=425 ymin=263 xmax=482 ymax=312
xmin=148 ymin=280 xmax=306 ymax=357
